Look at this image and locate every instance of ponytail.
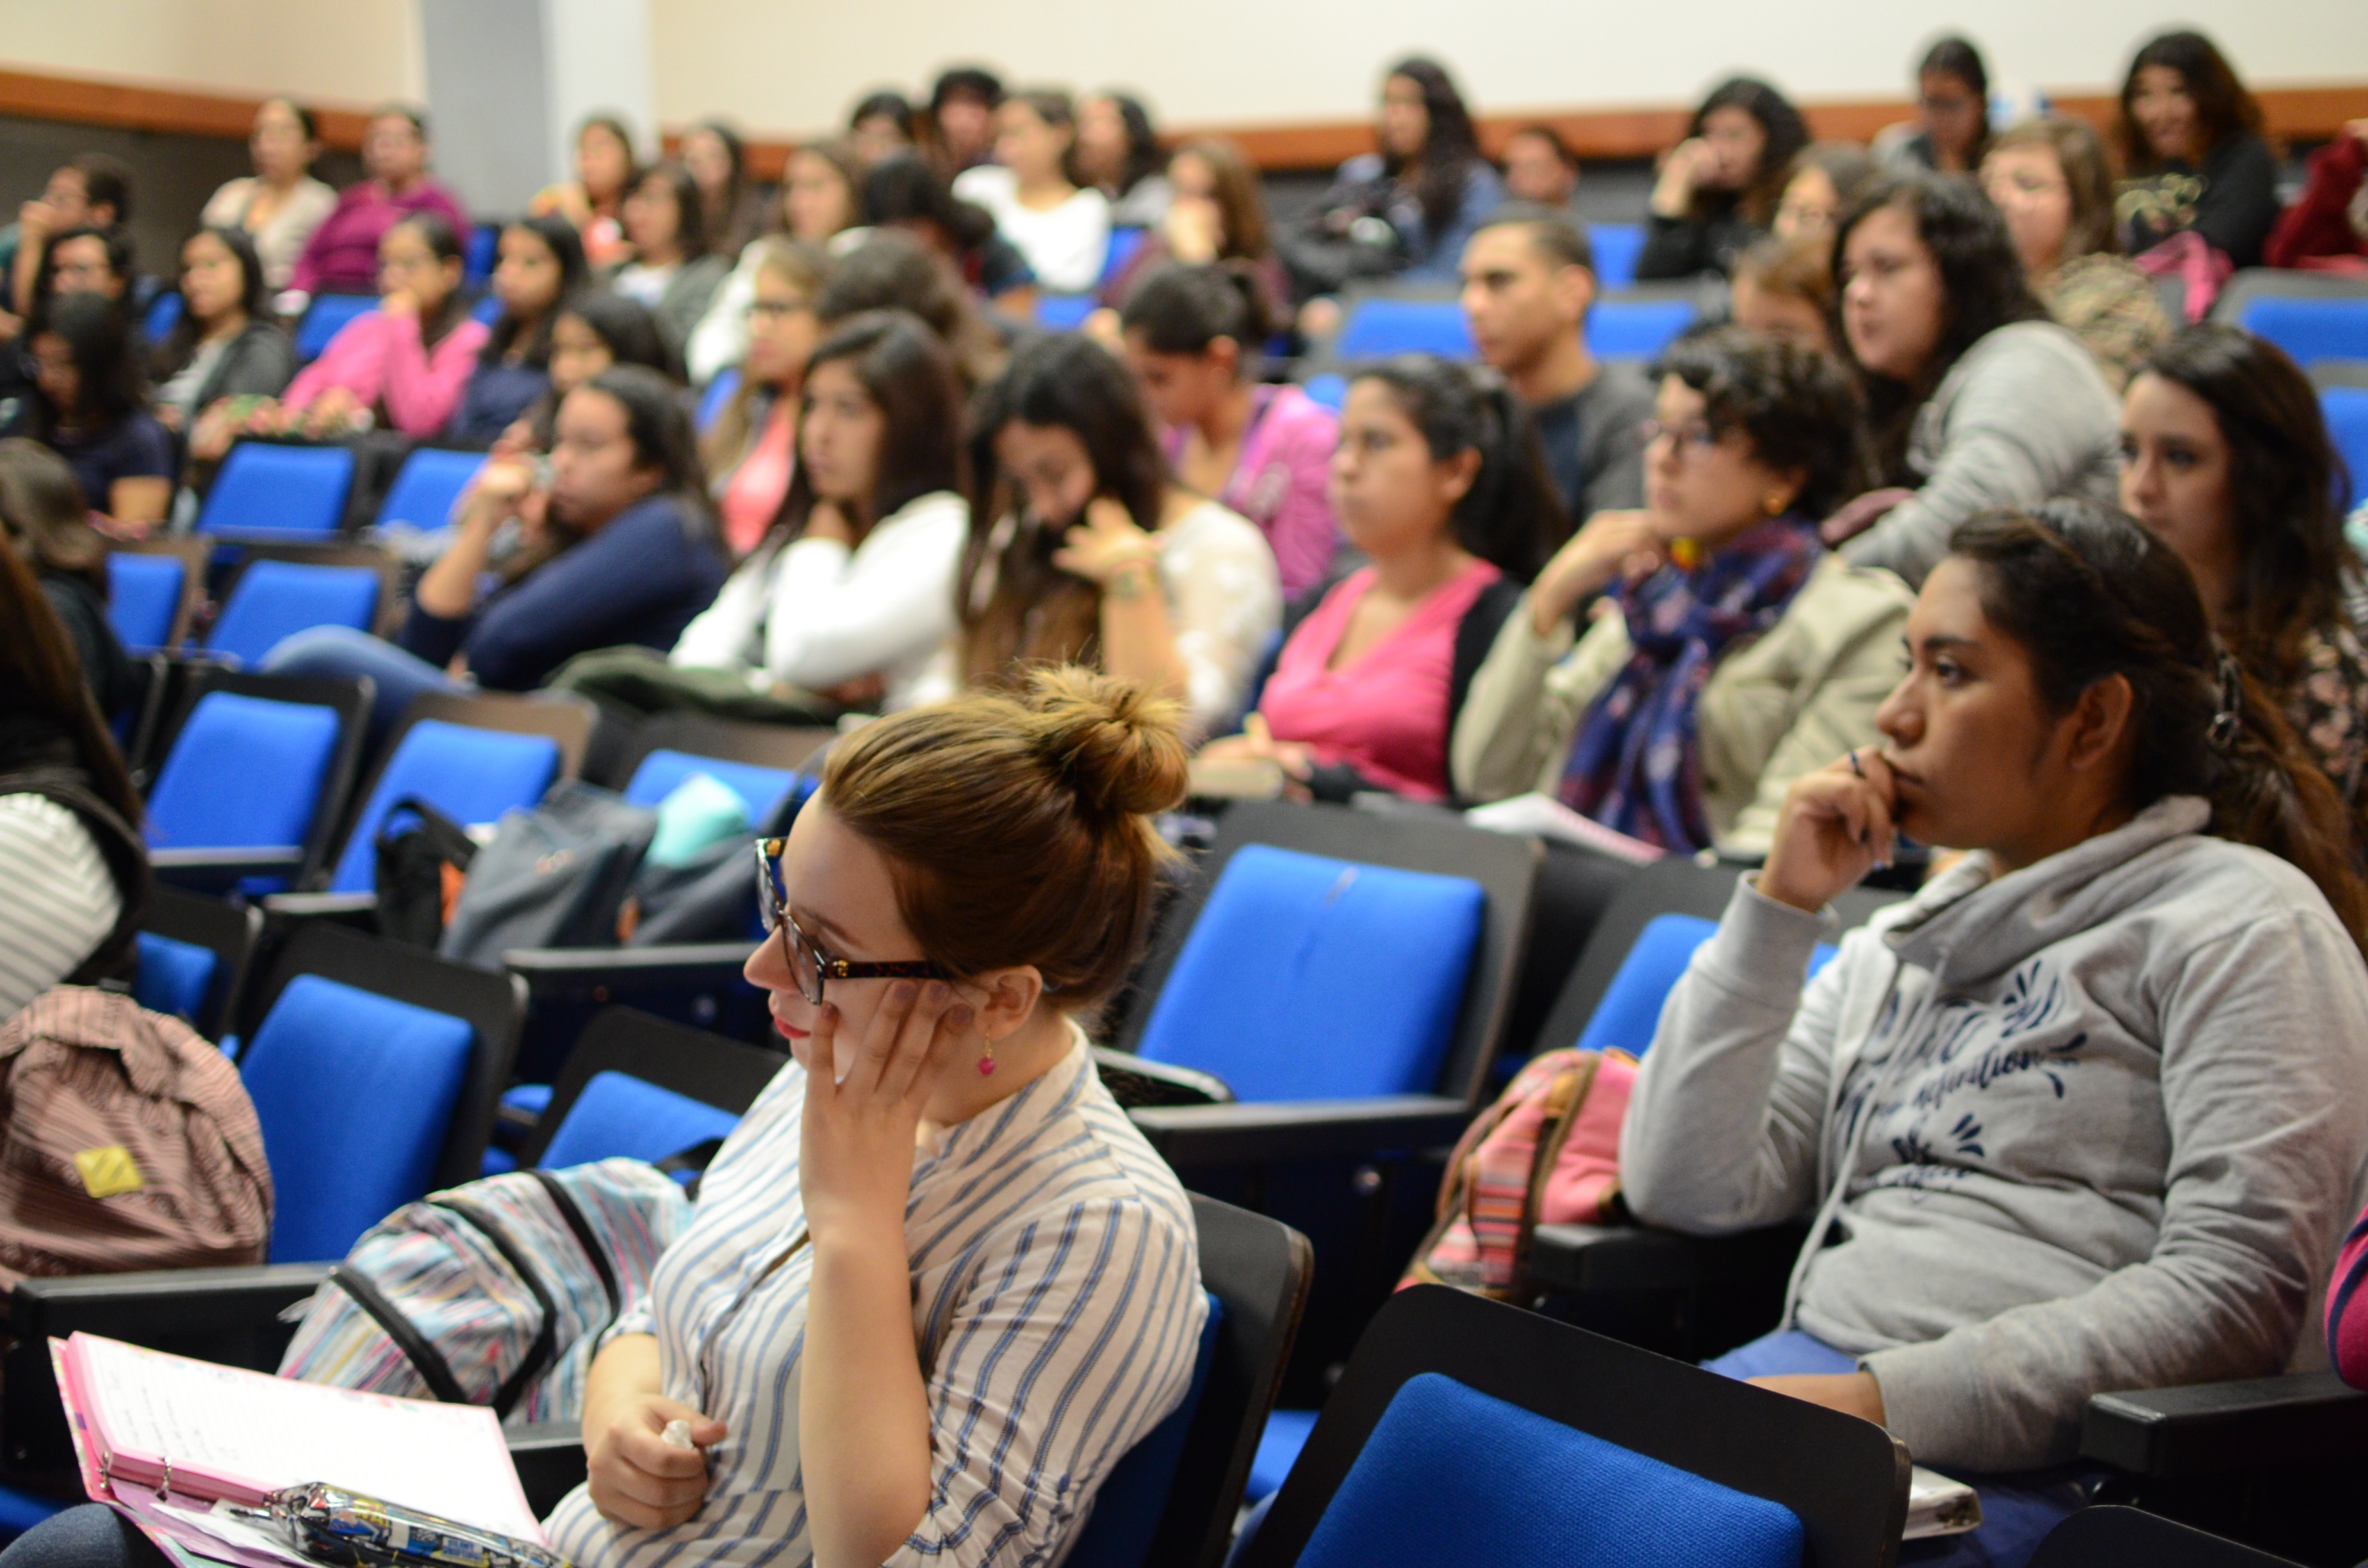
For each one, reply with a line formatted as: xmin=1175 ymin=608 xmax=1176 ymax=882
xmin=1952 ymin=500 xmax=2368 ymax=951
xmin=1352 ymin=354 xmax=1572 ymax=582
xmin=1116 ymin=260 xmax=1276 ymax=368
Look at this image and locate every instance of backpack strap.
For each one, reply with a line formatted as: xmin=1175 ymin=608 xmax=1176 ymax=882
xmin=431 ymin=1197 xmax=562 ymax=1419
xmin=526 ymin=1168 xmax=621 ymax=1323
xmin=328 ymin=1265 xmax=472 ymax=1406
xmin=377 ymin=794 xmax=481 ymax=869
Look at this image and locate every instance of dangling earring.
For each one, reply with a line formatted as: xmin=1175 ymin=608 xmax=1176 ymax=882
xmin=977 ymin=1036 xmax=997 ymax=1077
xmin=1764 ymin=493 xmax=1789 ymax=516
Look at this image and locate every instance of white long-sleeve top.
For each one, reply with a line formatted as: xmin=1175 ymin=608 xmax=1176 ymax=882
xmin=951 ymin=167 xmax=1111 ymax=293
xmin=668 ymin=490 xmax=967 ymax=708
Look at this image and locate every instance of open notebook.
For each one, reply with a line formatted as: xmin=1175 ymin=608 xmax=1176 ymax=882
xmin=54 ymin=1334 xmax=548 ymax=1568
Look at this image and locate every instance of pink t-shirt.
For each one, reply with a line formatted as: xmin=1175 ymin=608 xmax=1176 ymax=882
xmin=1165 ymin=384 xmax=1342 ymax=597
xmin=716 ymin=400 xmax=796 ymax=557
xmin=1256 ymin=558 xmax=1502 ymax=801
xmin=284 ymin=308 xmax=490 ymax=438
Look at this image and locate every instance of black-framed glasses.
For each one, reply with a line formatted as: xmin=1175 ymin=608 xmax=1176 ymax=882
xmin=753 ymin=837 xmax=950 ymax=1004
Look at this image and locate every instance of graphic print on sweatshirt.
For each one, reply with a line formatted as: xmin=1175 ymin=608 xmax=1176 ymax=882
xmin=1833 ymin=956 xmax=2090 ymax=1198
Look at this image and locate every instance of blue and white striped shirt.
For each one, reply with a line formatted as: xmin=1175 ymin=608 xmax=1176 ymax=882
xmin=544 ymin=1029 xmax=1205 ymax=1567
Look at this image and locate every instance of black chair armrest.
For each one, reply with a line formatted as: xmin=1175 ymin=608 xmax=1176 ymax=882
xmin=503 ymin=943 xmax=753 ymax=999
xmin=261 ymin=891 xmax=380 ymax=930
xmin=149 ymin=847 xmax=308 ymax=894
xmin=2081 ymin=1371 xmax=2368 ymax=1478
xmin=10 ymin=1262 xmax=332 ymax=1341
xmin=1525 ymin=1221 xmax=1808 ymax=1295
xmin=1128 ymin=1095 xmax=1470 ymax=1167
xmin=507 ymin=1421 xmax=588 ymax=1516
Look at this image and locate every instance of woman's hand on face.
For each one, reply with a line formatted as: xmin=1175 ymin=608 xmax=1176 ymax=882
xmin=1164 ymin=197 xmax=1223 ymax=263
xmin=378 ymin=288 xmax=419 ymax=322
xmin=802 ymin=498 xmax=855 ymax=546
xmin=1757 ymin=748 xmax=1898 ymax=913
xmin=1650 ymin=139 xmax=1713 ymax=216
xmin=1747 ymin=1371 xmax=1887 ymax=1427
xmin=1531 ymin=510 xmax=1665 ymax=633
xmin=585 ymin=1391 xmax=728 ymax=1530
xmin=1053 ymin=497 xmax=1159 ymax=587
xmin=473 ymin=455 xmax=536 ymax=514
xmin=794 ymin=983 xmax=973 ymax=1248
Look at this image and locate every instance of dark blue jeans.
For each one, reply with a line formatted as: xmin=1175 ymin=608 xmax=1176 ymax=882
xmin=0 ymin=1505 xmax=170 ymax=1568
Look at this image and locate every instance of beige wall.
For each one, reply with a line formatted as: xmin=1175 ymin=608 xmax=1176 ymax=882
xmin=0 ymin=0 xmax=422 ymax=107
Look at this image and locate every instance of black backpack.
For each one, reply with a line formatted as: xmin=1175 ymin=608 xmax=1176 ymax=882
xmin=436 ymin=783 xmax=659 ymax=969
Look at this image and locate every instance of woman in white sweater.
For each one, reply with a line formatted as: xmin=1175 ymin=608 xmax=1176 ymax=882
xmin=953 ymin=90 xmax=1111 ymax=294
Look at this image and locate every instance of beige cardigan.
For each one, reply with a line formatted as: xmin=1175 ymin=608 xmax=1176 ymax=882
xmin=1450 ymin=554 xmax=1916 ymax=853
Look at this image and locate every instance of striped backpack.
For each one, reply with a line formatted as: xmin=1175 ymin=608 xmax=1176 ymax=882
xmin=1400 ymin=1048 xmax=1638 ymax=1301
xmin=277 ymin=1158 xmax=691 ymax=1425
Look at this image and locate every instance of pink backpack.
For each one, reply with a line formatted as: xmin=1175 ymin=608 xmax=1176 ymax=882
xmin=1401 ymin=1048 xmax=1637 ymax=1301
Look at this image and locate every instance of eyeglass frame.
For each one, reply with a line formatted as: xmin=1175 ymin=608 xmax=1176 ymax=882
xmin=753 ymin=837 xmax=951 ymax=1004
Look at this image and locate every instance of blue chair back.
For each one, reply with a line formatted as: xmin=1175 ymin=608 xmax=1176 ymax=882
xmin=195 ymin=443 xmax=358 ymax=539
xmin=1135 ymin=844 xmax=1484 ymax=1100
xmin=465 ymin=224 xmax=500 ymax=285
xmin=1333 ymin=298 xmax=1472 ymax=361
xmin=242 ymin=974 xmax=477 ymax=1261
xmin=295 ymin=295 xmax=378 ymax=361
xmin=106 ymin=553 xmax=185 ymax=651
xmin=470 ymin=293 xmax=504 ymax=325
xmin=330 ymin=719 xmax=563 ymax=892
xmin=1586 ymin=298 xmax=1697 ymax=361
xmin=1062 ymin=1294 xmax=1226 ymax=1568
xmin=146 ymin=690 xmax=343 ymax=855
xmin=696 ymin=367 xmax=742 ymax=434
xmin=133 ymin=933 xmax=218 ymax=1029
xmin=376 ymin=447 xmax=488 ymax=531
xmin=1572 ymin=913 xmax=1841 ymax=1059
xmin=204 ymin=561 xmax=381 ymax=667
xmin=1588 ymin=223 xmax=1646 ymax=290
xmin=536 ymin=1070 xmax=744 ymax=1171
xmin=2326 ymin=387 xmax=2368 ymax=506
xmin=1301 ymin=373 xmax=1347 ymax=412
xmin=1101 ymin=225 xmax=1148 ymax=288
xmin=143 ymin=290 xmax=185 ymax=343
xmin=1037 ymin=295 xmax=1098 ymax=331
xmin=1293 ymin=1372 xmax=1804 ymax=1568
xmin=2237 ymin=297 xmax=2368 ymax=368
xmin=623 ymin=749 xmax=798 ymax=822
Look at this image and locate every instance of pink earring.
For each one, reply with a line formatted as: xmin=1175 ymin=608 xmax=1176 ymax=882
xmin=977 ymin=1038 xmax=997 ymax=1077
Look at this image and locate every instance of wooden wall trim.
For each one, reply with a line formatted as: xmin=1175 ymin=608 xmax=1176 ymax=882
xmin=0 ymin=66 xmax=372 ymax=151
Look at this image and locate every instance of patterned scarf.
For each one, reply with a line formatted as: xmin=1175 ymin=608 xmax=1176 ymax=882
xmin=1556 ymin=516 xmax=1823 ymax=851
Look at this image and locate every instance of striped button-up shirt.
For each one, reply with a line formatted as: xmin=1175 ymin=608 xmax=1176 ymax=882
xmin=545 ymin=1029 xmax=1205 ymax=1567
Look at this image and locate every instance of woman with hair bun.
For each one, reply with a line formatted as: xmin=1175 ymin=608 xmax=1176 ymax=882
xmin=1118 ymin=260 xmax=1341 ymax=594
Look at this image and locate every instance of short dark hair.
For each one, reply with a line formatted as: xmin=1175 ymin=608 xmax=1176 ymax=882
xmin=1656 ymin=324 xmax=1868 ymax=518
xmin=1353 ymin=355 xmax=1573 ymax=582
xmin=372 ymin=103 xmax=429 ymax=138
xmin=67 ymin=153 xmax=134 ymax=225
xmin=850 ymin=90 xmax=917 ymax=135
xmin=1474 ymin=202 xmax=1595 ymax=272
xmin=33 ymin=224 xmax=135 ymax=326
xmin=773 ymin=309 xmax=965 ymax=547
xmin=1118 ymin=261 xmax=1277 ymax=364
xmin=1684 ymin=78 xmax=1811 ymax=224
xmin=31 ymin=290 xmax=148 ymax=430
xmin=1504 ymin=123 xmax=1578 ymax=170
xmin=860 ymin=152 xmax=996 ymax=250
xmin=576 ymin=362 xmax=711 ymax=520
xmin=2117 ymin=29 xmax=2265 ymax=172
xmin=559 ymin=290 xmax=672 ymax=377
xmin=931 ymin=66 xmax=1005 ymax=111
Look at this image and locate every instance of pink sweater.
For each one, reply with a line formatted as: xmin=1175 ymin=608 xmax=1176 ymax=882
xmin=1166 ymin=384 xmax=1342 ymax=596
xmin=284 ymin=309 xmax=490 ymax=438
xmin=1257 ymin=559 xmax=1502 ymax=801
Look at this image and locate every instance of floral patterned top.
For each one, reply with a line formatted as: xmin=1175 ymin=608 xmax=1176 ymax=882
xmin=2285 ymin=617 xmax=2368 ymax=806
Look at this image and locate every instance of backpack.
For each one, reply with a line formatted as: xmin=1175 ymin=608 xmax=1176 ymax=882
xmin=1400 ymin=1047 xmax=1638 ymax=1302
xmin=0 ymin=988 xmax=272 ymax=1287
xmin=374 ymin=796 xmax=481 ymax=950
xmin=277 ymin=1157 xmax=692 ymax=1425
xmin=437 ymin=783 xmax=658 ymax=970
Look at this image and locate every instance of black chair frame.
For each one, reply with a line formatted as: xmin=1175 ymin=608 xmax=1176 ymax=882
xmin=140 ymin=884 xmax=265 ymax=1040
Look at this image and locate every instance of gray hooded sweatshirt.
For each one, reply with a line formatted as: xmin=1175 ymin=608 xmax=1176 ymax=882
xmin=1620 ymin=797 xmax=2368 ymax=1471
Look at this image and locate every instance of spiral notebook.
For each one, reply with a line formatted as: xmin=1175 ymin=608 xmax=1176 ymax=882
xmin=52 ymin=1333 xmax=548 ymax=1565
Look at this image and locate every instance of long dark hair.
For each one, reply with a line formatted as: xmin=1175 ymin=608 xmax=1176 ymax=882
xmin=860 ymin=152 xmax=999 ymax=252
xmin=31 ymin=291 xmax=147 ymax=434
xmin=2117 ymin=29 xmax=2266 ymax=173
xmin=1118 ymin=261 xmax=1278 ymax=372
xmin=959 ymin=334 xmax=1169 ymax=691
xmin=1657 ymin=325 xmax=1869 ymax=519
xmin=632 ymin=163 xmax=711 ymax=263
xmin=2136 ymin=325 xmax=2356 ymax=689
xmin=1684 ymin=77 xmax=1811 ymax=225
xmin=1353 ymin=355 xmax=1571 ymax=582
xmin=575 ymin=113 xmax=642 ymax=201
xmin=1832 ymin=171 xmax=2048 ymax=481
xmin=158 ymin=225 xmax=270 ymax=377
xmin=0 ymin=437 xmax=106 ymax=592
xmin=1952 ymin=500 xmax=2368 ymax=949
xmin=481 ymin=215 xmax=588 ymax=370
xmin=849 ymin=90 xmax=918 ymax=142
xmin=561 ymin=290 xmax=670 ymax=375
xmin=0 ymin=541 xmax=141 ymax=831
xmin=389 ymin=210 xmax=472 ymax=351
xmin=514 ymin=363 xmax=715 ymax=583
xmin=690 ymin=118 xmax=748 ymax=240
xmin=1088 ymin=92 xmax=1165 ymax=196
xmin=815 ymin=227 xmax=1005 ymax=388
xmin=29 ymin=225 xmax=134 ymax=331
xmin=1383 ymin=57 xmax=1486 ymax=243
xmin=769 ymin=309 xmax=965 ymax=547
xmin=1917 ymin=36 xmax=1992 ymax=158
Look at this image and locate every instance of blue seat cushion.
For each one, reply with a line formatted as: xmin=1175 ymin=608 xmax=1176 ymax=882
xmin=133 ymin=933 xmax=218 ymax=1028
xmin=1295 ymin=1373 xmax=1804 ymax=1568
xmin=146 ymin=691 xmax=342 ymax=853
xmin=1335 ymin=299 xmax=1472 ymax=360
xmin=205 ymin=562 xmax=381 ymax=668
xmin=1135 ymin=845 xmax=1484 ymax=1102
xmin=196 ymin=443 xmax=358 ymax=539
xmin=376 ymin=448 xmax=487 ymax=531
xmin=106 ymin=553 xmax=184 ymax=651
xmin=1247 ymin=1407 xmax=1320 ymax=1501
xmin=1588 ymin=222 xmax=1646 ymax=290
xmin=538 ymin=1071 xmax=743 ymax=1170
xmin=1572 ymin=914 xmax=1839 ymax=1059
xmin=623 ymin=749 xmax=795 ymax=824
xmin=1587 ymin=298 xmax=1698 ymax=361
xmin=1061 ymin=1293 xmax=1224 ymax=1568
xmin=330 ymin=720 xmax=561 ymax=892
xmin=242 ymin=976 xmax=475 ymax=1262
xmin=2325 ymin=388 xmax=2368 ymax=507
xmin=2239 ymin=297 xmax=2368 ymax=368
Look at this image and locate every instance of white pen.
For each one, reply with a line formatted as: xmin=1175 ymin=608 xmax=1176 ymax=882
xmin=661 ymin=1419 xmax=696 ymax=1451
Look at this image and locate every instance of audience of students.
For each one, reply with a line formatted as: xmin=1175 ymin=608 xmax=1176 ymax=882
xmin=290 ymin=106 xmax=468 ymax=298
xmin=1203 ymin=355 xmax=1561 ymax=803
xmin=1454 ymin=326 xmax=1912 ymax=856
xmin=682 ymin=119 xmax=766 ymax=257
xmin=2119 ymin=324 xmax=2368 ymax=804
xmin=684 ymin=139 xmax=862 ymax=387
xmin=1824 ymin=172 xmax=2123 ymax=585
xmin=861 ymin=152 xmax=1039 ymax=313
xmin=1772 ymin=142 xmax=1879 ymax=245
xmin=21 ymin=293 xmax=172 ymax=534
xmin=2265 ymin=115 xmax=2368 ymax=274
xmin=1459 ymin=206 xmax=1656 ymax=524
xmin=149 ymin=226 xmax=295 ymax=434
xmin=1628 ymin=500 xmax=2368 ymax=1563
xmin=1094 ymin=136 xmax=1288 ymax=317
xmin=926 ymin=331 xmax=1279 ymax=735
xmin=0 ymin=438 xmax=136 ymax=718
xmin=813 ymin=229 xmax=1010 ymax=391
xmin=1076 ymin=92 xmax=1172 ymax=227
xmin=1980 ymin=118 xmax=2171 ymax=391
xmin=1119 ymin=261 xmax=1342 ymax=595
xmin=1729 ymin=233 xmax=1838 ymax=352
xmin=1 ymin=153 xmax=133 ymax=332
xmin=532 ymin=114 xmax=641 ymax=269
xmin=701 ymin=240 xmax=828 ymax=557
xmin=265 ymin=364 xmax=728 ymax=736
xmin=445 ymin=215 xmax=589 ymax=448
xmin=602 ymin=163 xmax=729 ymax=359
xmin=199 ymin=98 xmax=336 ymax=293
xmin=1639 ymin=77 xmax=1811 ymax=281
xmin=953 ymin=90 xmax=1111 ymax=294
xmin=1874 ymin=36 xmax=1992 ymax=175
xmin=2116 ymin=29 xmax=2282 ymax=273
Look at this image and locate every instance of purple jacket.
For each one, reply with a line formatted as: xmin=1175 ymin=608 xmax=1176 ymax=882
xmin=1165 ymin=383 xmax=1342 ymax=596
xmin=292 ymin=180 xmax=470 ymax=296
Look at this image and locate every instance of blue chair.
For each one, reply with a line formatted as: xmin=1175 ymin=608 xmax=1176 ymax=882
xmin=2235 ymin=297 xmax=2368 ymax=369
xmin=497 ymin=1008 xmax=789 ymax=1176
xmin=1331 ymin=297 xmax=1472 ymax=361
xmin=294 ymin=294 xmax=378 ymax=361
xmin=1066 ymin=1298 xmax=1224 ymax=1568
xmin=1587 ymin=297 xmax=1697 ymax=361
xmin=194 ymin=443 xmax=358 ymax=540
xmin=1038 ymin=294 xmax=1099 ymax=331
xmin=326 ymin=717 xmax=566 ymax=894
xmin=536 ymin=1070 xmax=744 ymax=1171
xmin=133 ymin=886 xmax=261 ymax=1040
xmin=1301 ymin=373 xmax=1347 ymax=411
xmin=465 ymin=224 xmax=500 ymax=286
xmin=470 ymin=293 xmax=504 ymax=325
xmin=142 ymin=289 xmax=185 ymax=343
xmin=1101 ymin=224 xmax=1148 ymax=288
xmin=2324 ymin=387 xmax=2367 ymax=505
xmin=375 ymin=446 xmax=488 ymax=531
xmin=1568 ymin=913 xmax=1844 ymax=1060
xmin=622 ymin=748 xmax=798 ymax=823
xmin=1588 ymin=222 xmax=1645 ymax=290
xmin=696 ymin=366 xmax=742 ymax=434
xmin=1235 ymin=1287 xmax=1904 ymax=1568
xmin=105 ymin=552 xmax=188 ymax=651
xmin=202 ymin=560 xmax=382 ymax=667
